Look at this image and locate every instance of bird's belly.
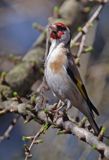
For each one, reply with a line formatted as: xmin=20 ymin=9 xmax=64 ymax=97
xmin=45 ymin=66 xmax=73 ymax=100
xmin=45 ymin=66 xmax=83 ymax=107
xmin=45 ymin=65 xmax=78 ymax=102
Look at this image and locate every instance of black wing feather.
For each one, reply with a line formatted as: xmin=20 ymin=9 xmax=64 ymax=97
xmin=66 ymin=53 xmax=99 ymax=116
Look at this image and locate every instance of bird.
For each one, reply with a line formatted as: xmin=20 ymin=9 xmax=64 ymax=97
xmin=44 ymin=22 xmax=99 ymax=135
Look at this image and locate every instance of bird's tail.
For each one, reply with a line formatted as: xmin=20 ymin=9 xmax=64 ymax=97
xmin=87 ymin=112 xmax=100 ymax=135
xmin=87 ymin=99 xmax=99 ymax=135
xmin=87 ymin=99 xmax=99 ymax=116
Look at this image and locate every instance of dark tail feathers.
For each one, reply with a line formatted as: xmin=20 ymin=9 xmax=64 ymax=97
xmin=87 ymin=113 xmax=100 ymax=135
xmin=87 ymin=99 xmax=99 ymax=135
xmin=87 ymin=99 xmax=99 ymax=116
xmin=87 ymin=99 xmax=109 ymax=138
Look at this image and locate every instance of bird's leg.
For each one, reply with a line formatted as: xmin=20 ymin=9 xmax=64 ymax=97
xmin=79 ymin=116 xmax=87 ymax=127
xmin=46 ymin=100 xmax=63 ymax=112
xmin=56 ymin=99 xmax=71 ymax=112
xmin=75 ymin=110 xmax=81 ymax=122
xmin=65 ymin=99 xmax=71 ymax=111
xmin=49 ymin=99 xmax=71 ymax=113
xmin=55 ymin=100 xmax=64 ymax=111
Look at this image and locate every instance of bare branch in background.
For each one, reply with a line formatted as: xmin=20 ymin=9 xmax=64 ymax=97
xmin=0 ymin=115 xmax=19 ymax=142
xmin=71 ymin=1 xmax=107 ymax=61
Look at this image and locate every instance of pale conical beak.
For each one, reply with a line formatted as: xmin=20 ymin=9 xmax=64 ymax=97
xmin=49 ymin=24 xmax=57 ymax=32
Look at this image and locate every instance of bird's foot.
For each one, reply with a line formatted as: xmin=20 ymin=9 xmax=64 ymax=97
xmin=47 ymin=99 xmax=71 ymax=115
xmin=56 ymin=99 xmax=71 ymax=113
xmin=65 ymin=99 xmax=71 ymax=111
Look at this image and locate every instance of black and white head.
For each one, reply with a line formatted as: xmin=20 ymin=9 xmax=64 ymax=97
xmin=48 ymin=22 xmax=71 ymax=45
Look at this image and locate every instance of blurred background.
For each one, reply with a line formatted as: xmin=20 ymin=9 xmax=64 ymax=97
xmin=0 ymin=0 xmax=109 ymax=160
xmin=0 ymin=0 xmax=58 ymax=55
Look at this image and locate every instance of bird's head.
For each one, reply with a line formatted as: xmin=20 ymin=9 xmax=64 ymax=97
xmin=48 ymin=22 xmax=71 ymax=45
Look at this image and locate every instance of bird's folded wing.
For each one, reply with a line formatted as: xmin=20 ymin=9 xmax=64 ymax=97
xmin=66 ymin=52 xmax=99 ymax=115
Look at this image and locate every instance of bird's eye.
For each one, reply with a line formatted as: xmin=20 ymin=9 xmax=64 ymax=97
xmin=52 ymin=31 xmax=57 ymax=34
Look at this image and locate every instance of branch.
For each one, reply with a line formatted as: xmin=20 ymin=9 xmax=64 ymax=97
xmin=35 ymin=109 xmax=109 ymax=159
xmin=71 ymin=1 xmax=107 ymax=48
xmin=0 ymin=115 xmax=19 ymax=142
xmin=0 ymin=99 xmax=109 ymax=159
xmin=55 ymin=118 xmax=109 ymax=159
xmin=75 ymin=34 xmax=86 ymax=65
xmin=25 ymin=125 xmax=48 ymax=160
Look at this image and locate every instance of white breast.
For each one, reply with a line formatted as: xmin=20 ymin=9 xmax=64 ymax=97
xmin=45 ymin=42 xmax=71 ymax=97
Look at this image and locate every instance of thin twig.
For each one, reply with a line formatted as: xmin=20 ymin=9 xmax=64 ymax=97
xmin=75 ymin=34 xmax=86 ymax=65
xmin=77 ymin=35 xmax=86 ymax=58
xmin=0 ymin=115 xmax=19 ymax=142
xmin=71 ymin=2 xmax=106 ymax=47
xmin=0 ymin=109 xmax=8 ymax=116
xmin=25 ymin=126 xmax=47 ymax=160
